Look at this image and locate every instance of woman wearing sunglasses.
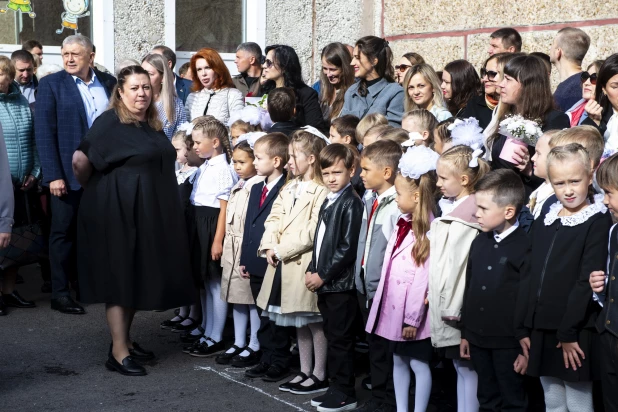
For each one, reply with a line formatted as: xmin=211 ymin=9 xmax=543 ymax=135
xmin=395 ymin=52 xmax=425 ymax=84
xmin=261 ymin=45 xmax=328 ymax=133
xmin=460 ymin=54 xmax=504 ymax=129
xmin=565 ymin=61 xmax=605 ymax=127
xmin=340 ymin=36 xmax=404 ymax=127
xmin=594 ymin=55 xmax=618 ymax=152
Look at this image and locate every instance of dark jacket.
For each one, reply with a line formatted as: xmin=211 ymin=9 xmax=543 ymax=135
xmin=175 ymin=74 xmax=192 ymax=105
xmin=269 ymin=121 xmax=298 ymax=137
xmin=460 ymin=94 xmax=493 ymax=130
xmin=239 ymin=174 xmax=287 ymax=276
xmin=233 ymin=73 xmax=263 ymax=97
xmin=461 ymin=229 xmax=531 ymax=348
xmin=307 ymin=185 xmax=363 ymax=294
xmin=34 ymin=69 xmax=116 ymax=190
xmin=294 ymin=85 xmax=329 ymax=134
xmin=523 ymin=202 xmax=611 ymax=342
xmin=597 ymin=224 xmax=618 ymax=337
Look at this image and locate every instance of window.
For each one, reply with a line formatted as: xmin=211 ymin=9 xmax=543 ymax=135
xmin=175 ymin=0 xmax=243 ymax=53
xmin=0 ymin=1 xmax=92 ymax=46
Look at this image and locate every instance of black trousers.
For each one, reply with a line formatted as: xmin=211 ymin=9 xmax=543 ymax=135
xmin=49 ymin=190 xmax=81 ymax=299
xmin=600 ymin=331 xmax=618 ymax=412
xmin=249 ymin=275 xmax=291 ymax=369
xmin=318 ymin=290 xmax=357 ymax=397
xmin=358 ymin=292 xmax=396 ymax=406
xmin=469 ymin=344 xmax=527 ymax=412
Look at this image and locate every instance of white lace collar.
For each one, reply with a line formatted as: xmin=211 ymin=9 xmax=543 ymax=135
xmin=544 ymin=193 xmax=607 ymax=227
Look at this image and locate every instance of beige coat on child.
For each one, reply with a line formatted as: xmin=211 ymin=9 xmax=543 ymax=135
xmin=257 ymin=179 xmax=328 ymax=313
xmin=428 ymin=195 xmax=481 ymax=348
xmin=220 ymin=175 xmax=265 ymax=304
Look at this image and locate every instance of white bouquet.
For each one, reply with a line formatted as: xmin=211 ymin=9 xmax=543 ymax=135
xmin=498 ymin=115 xmax=542 ymax=146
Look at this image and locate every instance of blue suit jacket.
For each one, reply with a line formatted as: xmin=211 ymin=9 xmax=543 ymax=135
xmin=34 ymin=69 xmax=116 ymax=190
xmin=239 ymin=175 xmax=287 ymax=277
xmin=175 ymin=74 xmax=193 ymax=105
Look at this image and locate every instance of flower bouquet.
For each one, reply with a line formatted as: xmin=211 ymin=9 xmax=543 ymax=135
xmin=498 ymin=115 xmax=542 ymax=164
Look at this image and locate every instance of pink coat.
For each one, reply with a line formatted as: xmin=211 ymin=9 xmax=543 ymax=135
xmin=365 ymin=214 xmax=431 ymax=342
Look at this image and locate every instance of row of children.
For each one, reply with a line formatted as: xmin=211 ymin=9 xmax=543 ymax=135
xmin=162 ymin=85 xmax=617 ymax=412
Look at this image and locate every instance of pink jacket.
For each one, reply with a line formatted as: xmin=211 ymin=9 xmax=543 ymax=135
xmin=365 ymin=214 xmax=431 ymax=342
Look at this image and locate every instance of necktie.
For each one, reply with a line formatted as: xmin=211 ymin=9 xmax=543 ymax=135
xmin=259 ymin=185 xmax=268 ymax=208
xmin=393 ymin=218 xmax=412 ymax=252
xmin=362 ymin=196 xmax=379 ymax=266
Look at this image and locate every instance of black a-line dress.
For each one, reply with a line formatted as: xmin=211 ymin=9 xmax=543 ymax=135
xmin=76 ymin=110 xmax=196 ymax=310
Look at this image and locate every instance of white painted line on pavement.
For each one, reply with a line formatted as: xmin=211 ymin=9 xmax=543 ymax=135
xmin=195 ymin=366 xmax=310 ymax=412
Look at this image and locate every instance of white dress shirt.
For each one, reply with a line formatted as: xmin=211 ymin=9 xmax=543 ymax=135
xmin=315 ymin=183 xmax=351 ymax=265
xmin=493 ymin=220 xmax=520 ymax=243
xmin=190 ymin=154 xmax=237 ymax=207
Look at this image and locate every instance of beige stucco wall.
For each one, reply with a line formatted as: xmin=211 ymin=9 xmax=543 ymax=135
xmin=113 ymin=0 xmax=165 ymax=67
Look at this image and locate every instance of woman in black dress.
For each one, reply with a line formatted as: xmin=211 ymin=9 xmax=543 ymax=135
xmin=72 ymin=66 xmax=195 ymax=376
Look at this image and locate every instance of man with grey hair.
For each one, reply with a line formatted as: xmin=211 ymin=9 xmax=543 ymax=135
xmin=233 ymin=42 xmax=264 ymax=97
xmin=34 ymin=34 xmax=116 ymax=315
xmin=550 ymin=27 xmax=591 ymax=111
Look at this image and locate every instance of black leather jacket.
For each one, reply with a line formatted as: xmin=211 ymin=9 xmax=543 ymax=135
xmin=307 ymin=185 xmax=363 ymax=294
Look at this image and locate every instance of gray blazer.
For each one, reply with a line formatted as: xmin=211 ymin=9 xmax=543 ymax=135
xmin=0 ymin=123 xmax=15 ymax=234
xmin=340 ymin=78 xmax=404 ymax=127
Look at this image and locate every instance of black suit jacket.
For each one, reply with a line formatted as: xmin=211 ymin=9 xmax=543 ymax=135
xmin=269 ymin=121 xmax=298 ymax=137
xmin=175 ymin=74 xmax=192 ymax=104
xmin=460 ymin=94 xmax=493 ymax=130
xmin=239 ymin=174 xmax=287 ymax=276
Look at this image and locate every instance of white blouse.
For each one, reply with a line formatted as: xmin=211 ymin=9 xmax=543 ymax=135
xmin=185 ymin=87 xmax=245 ymax=123
xmin=190 ymin=154 xmax=238 ymax=208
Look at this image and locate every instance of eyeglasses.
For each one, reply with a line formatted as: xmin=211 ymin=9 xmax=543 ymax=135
xmin=263 ymin=59 xmax=274 ymax=68
xmin=395 ymin=64 xmax=411 ymax=72
xmin=580 ymin=71 xmax=597 ymax=85
xmin=480 ymin=68 xmax=498 ymax=80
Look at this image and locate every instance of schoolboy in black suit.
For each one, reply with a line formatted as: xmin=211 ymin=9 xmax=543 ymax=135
xmin=239 ymin=132 xmax=291 ymax=381
xmin=460 ymin=169 xmax=531 ymax=412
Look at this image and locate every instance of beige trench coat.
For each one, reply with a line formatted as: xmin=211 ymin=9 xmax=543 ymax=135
xmin=256 ymin=179 xmax=328 ymax=313
xmin=220 ymin=175 xmax=265 ymax=304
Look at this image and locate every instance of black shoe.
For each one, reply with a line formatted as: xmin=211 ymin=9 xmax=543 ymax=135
xmin=361 ymin=376 xmax=372 ymax=391
xmin=279 ymin=372 xmax=308 ymax=392
xmin=171 ymin=317 xmax=199 ymax=333
xmin=129 ymin=342 xmax=155 ymax=361
xmin=262 ymin=365 xmax=291 ymax=382
xmin=189 ymin=338 xmax=225 ymax=357
xmin=179 ymin=327 xmax=204 ymax=343
xmin=51 ymin=296 xmax=85 ymax=314
xmin=0 ymin=297 xmax=6 ymax=316
xmin=105 ymin=354 xmax=147 ymax=376
xmin=2 ymin=291 xmax=35 ymax=308
xmin=215 ymin=345 xmax=244 ymax=365
xmin=354 ymin=399 xmax=383 ymax=412
xmin=231 ymin=347 xmax=262 ymax=368
xmin=41 ymin=281 xmax=52 ymax=293
xmin=245 ymin=362 xmax=271 ymax=378
xmin=316 ymin=391 xmax=357 ymax=412
xmin=160 ymin=316 xmax=185 ymax=330
xmin=311 ymin=389 xmax=334 ymax=407
xmin=182 ymin=340 xmax=203 ymax=354
xmin=290 ymin=374 xmax=329 ymax=395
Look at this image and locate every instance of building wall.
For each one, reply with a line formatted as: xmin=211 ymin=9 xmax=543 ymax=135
xmin=113 ymin=0 xmax=165 ymax=67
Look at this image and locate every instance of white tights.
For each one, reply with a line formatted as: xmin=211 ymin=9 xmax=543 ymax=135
xmin=199 ymin=278 xmax=228 ymax=344
xmin=453 ymin=359 xmax=479 ymax=412
xmin=393 ymin=355 xmax=432 ymax=412
xmin=227 ymin=304 xmax=260 ymax=355
xmin=540 ymin=376 xmax=593 ymax=412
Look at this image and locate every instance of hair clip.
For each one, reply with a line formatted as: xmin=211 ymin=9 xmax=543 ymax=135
xmin=237 ymin=132 xmax=267 ymax=149
xmin=398 ymin=145 xmax=439 ymax=179
xmin=468 ymin=148 xmax=484 ymax=168
xmin=178 ymin=122 xmax=194 ymax=136
xmin=402 ymin=132 xmax=424 ymax=148
xmin=301 ymin=126 xmax=331 ymax=144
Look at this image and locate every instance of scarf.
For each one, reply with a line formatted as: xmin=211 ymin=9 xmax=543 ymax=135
xmin=485 ymin=94 xmax=499 ymax=111
xmin=569 ymin=100 xmax=588 ymax=127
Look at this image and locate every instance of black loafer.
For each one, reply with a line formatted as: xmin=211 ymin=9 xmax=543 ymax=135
xmin=51 ymin=296 xmax=85 ymax=314
xmin=160 ymin=316 xmax=185 ymax=330
xmin=129 ymin=342 xmax=155 ymax=361
xmin=279 ymin=372 xmax=308 ymax=392
xmin=290 ymin=374 xmax=329 ymax=395
xmin=245 ymin=362 xmax=271 ymax=378
xmin=215 ymin=345 xmax=244 ymax=365
xmin=262 ymin=365 xmax=291 ymax=382
xmin=171 ymin=317 xmax=199 ymax=333
xmin=2 ymin=291 xmax=35 ymax=308
xmin=180 ymin=327 xmax=204 ymax=343
xmin=105 ymin=355 xmax=146 ymax=376
xmin=189 ymin=338 xmax=225 ymax=357
xmin=231 ymin=347 xmax=262 ymax=368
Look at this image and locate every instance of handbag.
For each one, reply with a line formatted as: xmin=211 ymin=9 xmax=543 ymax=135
xmin=0 ymin=191 xmax=46 ymax=270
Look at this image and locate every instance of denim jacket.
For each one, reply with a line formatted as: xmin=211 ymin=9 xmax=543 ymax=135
xmin=340 ymin=78 xmax=404 ymax=127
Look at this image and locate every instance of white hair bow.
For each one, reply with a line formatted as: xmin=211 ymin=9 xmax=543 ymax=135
xmin=237 ymin=132 xmax=267 ymax=149
xmin=468 ymin=148 xmax=484 ymax=168
xmin=402 ymin=132 xmax=424 ymax=148
xmin=301 ymin=126 xmax=330 ymax=144
xmin=178 ymin=122 xmax=194 ymax=136
xmin=398 ymin=145 xmax=439 ymax=179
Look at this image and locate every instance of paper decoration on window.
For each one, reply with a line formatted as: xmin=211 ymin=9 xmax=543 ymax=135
xmin=0 ymin=0 xmax=36 ymax=18
xmin=56 ymin=0 xmax=90 ymax=35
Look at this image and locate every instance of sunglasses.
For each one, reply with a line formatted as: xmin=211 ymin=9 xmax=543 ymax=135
xmin=480 ymin=68 xmax=498 ymax=80
xmin=263 ymin=59 xmax=274 ymax=68
xmin=580 ymin=72 xmax=597 ymax=85
xmin=395 ymin=64 xmax=412 ymax=72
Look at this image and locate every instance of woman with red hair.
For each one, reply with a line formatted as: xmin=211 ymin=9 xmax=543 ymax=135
xmin=185 ymin=48 xmax=244 ymax=123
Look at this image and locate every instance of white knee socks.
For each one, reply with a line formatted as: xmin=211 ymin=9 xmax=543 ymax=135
xmin=393 ymin=355 xmax=432 ymax=412
xmin=453 ymin=359 xmax=479 ymax=412
xmin=540 ymin=376 xmax=593 ymax=412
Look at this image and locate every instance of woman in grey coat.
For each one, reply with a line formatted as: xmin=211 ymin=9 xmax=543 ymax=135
xmin=340 ymin=36 xmax=404 ymax=127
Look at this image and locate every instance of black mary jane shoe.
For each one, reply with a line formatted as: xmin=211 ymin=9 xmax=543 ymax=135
xmin=105 ymin=355 xmax=147 ymax=376
xmin=290 ymin=374 xmax=329 ymax=395
xmin=179 ymin=327 xmax=204 ymax=344
xmin=231 ymin=347 xmax=262 ymax=368
xmin=171 ymin=317 xmax=199 ymax=333
xmin=129 ymin=342 xmax=155 ymax=361
xmin=215 ymin=345 xmax=244 ymax=365
xmin=189 ymin=338 xmax=226 ymax=357
xmin=279 ymin=372 xmax=308 ymax=392
xmin=160 ymin=315 xmax=186 ymax=330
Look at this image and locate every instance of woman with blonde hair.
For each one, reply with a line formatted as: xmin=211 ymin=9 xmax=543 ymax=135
xmin=403 ymin=64 xmax=451 ymax=122
xmin=142 ymin=53 xmax=187 ymax=139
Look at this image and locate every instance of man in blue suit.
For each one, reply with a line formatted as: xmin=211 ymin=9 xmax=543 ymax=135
xmin=34 ymin=35 xmax=116 ymax=314
xmin=151 ymin=45 xmax=193 ymax=104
